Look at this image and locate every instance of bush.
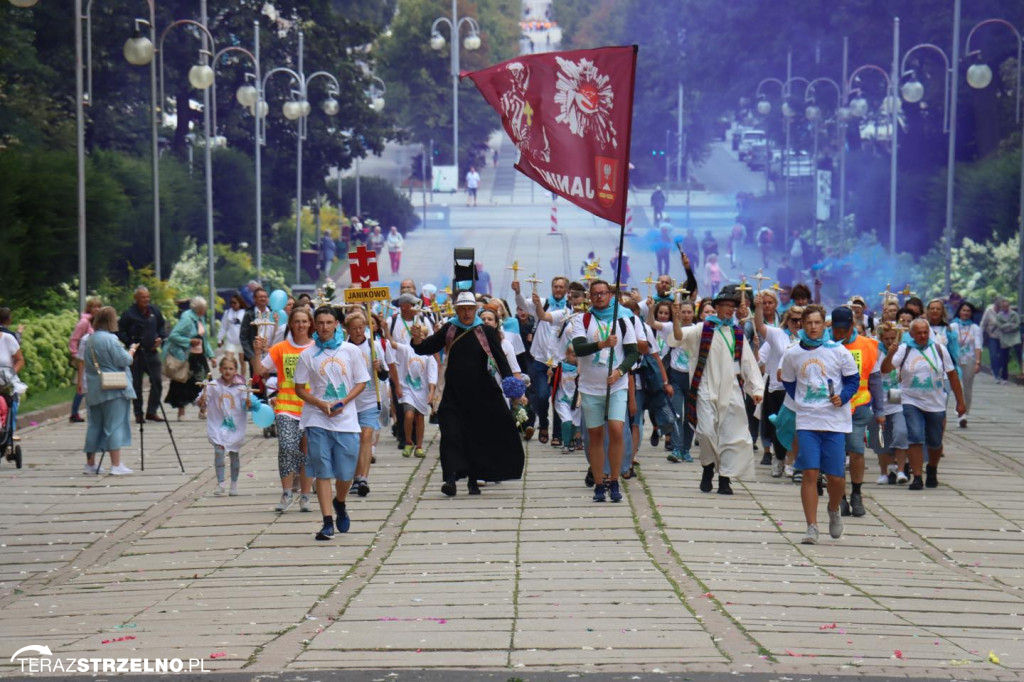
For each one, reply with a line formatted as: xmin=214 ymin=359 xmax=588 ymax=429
xmin=16 ymin=309 xmax=79 ymax=394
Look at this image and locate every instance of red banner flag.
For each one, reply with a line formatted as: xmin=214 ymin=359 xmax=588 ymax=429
xmin=462 ymin=45 xmax=638 ymax=226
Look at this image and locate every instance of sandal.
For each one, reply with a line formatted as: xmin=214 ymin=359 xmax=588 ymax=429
xmin=538 ymin=429 xmax=549 ymax=444
xmin=551 ymin=437 xmax=562 ymax=447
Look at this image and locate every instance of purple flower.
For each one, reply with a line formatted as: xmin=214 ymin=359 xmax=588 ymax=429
xmin=501 ymin=376 xmax=526 ymax=400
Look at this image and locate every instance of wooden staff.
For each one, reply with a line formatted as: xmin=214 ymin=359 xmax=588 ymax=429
xmin=365 ymin=302 xmax=381 ymax=410
xmin=508 ymin=260 xmax=522 ymax=283
xmin=752 ymin=269 xmax=770 ymax=293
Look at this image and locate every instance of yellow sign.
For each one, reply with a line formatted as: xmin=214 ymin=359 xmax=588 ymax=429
xmin=343 ymin=286 xmax=391 ymax=303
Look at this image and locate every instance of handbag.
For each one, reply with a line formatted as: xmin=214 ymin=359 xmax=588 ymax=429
xmin=89 ymin=338 xmax=128 ymax=391
xmin=162 ymin=352 xmax=190 ymax=382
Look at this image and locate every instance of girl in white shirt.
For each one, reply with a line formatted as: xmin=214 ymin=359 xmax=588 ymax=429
xmin=198 ymin=356 xmax=252 ymax=496
xmin=949 ymin=302 xmax=983 ymax=428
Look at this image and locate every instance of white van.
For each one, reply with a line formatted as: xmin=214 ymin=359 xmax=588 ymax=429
xmin=738 ymin=130 xmax=766 ymax=159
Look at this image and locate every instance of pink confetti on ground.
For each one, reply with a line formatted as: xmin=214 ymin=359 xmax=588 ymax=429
xmin=209 ymin=652 xmax=226 ymax=659
xmin=101 ymin=636 xmax=136 ymax=644
xmin=819 ymin=623 xmax=837 ymax=630
xmin=894 ymin=649 xmax=905 ymax=660
xmin=785 ymin=650 xmax=817 ymax=658
xmin=247 ymin=473 xmax=254 ymax=477
xmin=703 ymin=592 xmax=714 ymax=599
xmin=379 ymin=617 xmax=447 ymax=625
xmin=838 ymin=629 xmax=846 ymax=635
xmin=29 ymin=421 xmax=38 ymax=426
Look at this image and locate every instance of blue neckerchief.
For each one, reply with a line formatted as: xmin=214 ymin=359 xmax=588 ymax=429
xmin=450 ymin=313 xmax=483 ymax=330
xmin=653 ymin=294 xmax=673 ymax=303
xmin=704 ymin=315 xmax=731 ymax=328
xmin=312 ymin=327 xmax=344 ymax=356
xmin=798 ymin=330 xmax=837 ymax=348
xmin=546 ymin=296 xmax=567 ymax=310
xmin=560 ymin=361 xmax=577 ymax=373
xmin=906 ymin=336 xmax=934 ymax=351
xmin=502 ymin=317 xmax=520 ymax=334
xmin=588 ymin=305 xmax=629 ymax=322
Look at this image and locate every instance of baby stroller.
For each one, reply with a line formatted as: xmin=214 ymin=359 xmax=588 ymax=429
xmin=0 ymin=367 xmax=22 ymax=469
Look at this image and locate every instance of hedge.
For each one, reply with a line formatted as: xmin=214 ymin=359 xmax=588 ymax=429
xmin=16 ymin=310 xmax=79 ymax=394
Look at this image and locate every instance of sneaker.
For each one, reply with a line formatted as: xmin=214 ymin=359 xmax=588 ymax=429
xmin=850 ymin=493 xmax=866 ymax=517
xmin=759 ymin=452 xmax=773 ymax=466
xmin=275 ymin=491 xmax=294 ymax=512
xmin=299 ymin=494 xmax=311 ymax=511
xmin=908 ymin=475 xmax=924 ymax=491
xmin=356 ymin=479 xmax=370 ymax=497
xmin=402 ymin=445 xmax=414 ymax=458
xmin=336 ymin=509 xmax=351 ymax=533
xmin=667 ymin=452 xmax=683 ymax=463
xmin=784 ymin=464 xmax=795 ymax=478
xmin=840 ymin=496 xmax=852 ymax=517
xmin=791 ymin=470 xmax=803 ymax=484
xmin=593 ymin=484 xmax=607 ymax=502
xmin=561 ymin=446 xmax=572 ymax=454
xmin=608 ymin=480 xmax=622 ymax=503
xmin=82 ymin=464 xmax=104 ymax=475
xmin=681 ymin=451 xmax=694 ymax=463
xmin=925 ymin=466 xmax=939 ymax=489
xmin=801 ymin=524 xmax=820 ymax=545
xmin=441 ymin=481 xmax=457 ymax=497
xmin=896 ymin=471 xmax=908 ymax=485
xmin=828 ymin=509 xmax=844 ymax=539
xmin=229 ymin=484 xmax=239 ymax=496
xmin=887 ymin=464 xmax=898 ymax=485
xmin=315 ymin=520 xmax=334 ymax=541
xmin=414 ymin=447 xmax=426 ymax=458
xmin=213 ymin=484 xmax=226 ymax=496
xmin=109 ymin=464 xmax=133 ymax=476
xmin=876 ymin=474 xmax=890 ymax=485
xmin=771 ymin=458 xmax=786 ymax=478
xmin=650 ymin=429 xmax=660 ymax=447
xmin=69 ymin=415 xmax=85 ymax=423
xmin=584 ymin=470 xmax=595 ymax=487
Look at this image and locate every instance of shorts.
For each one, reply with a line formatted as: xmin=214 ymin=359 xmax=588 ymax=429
xmin=468 ymin=187 xmax=478 ymax=197
xmin=305 ymin=427 xmax=360 ymax=481
xmin=794 ymin=430 xmax=846 ymax=478
xmin=902 ymin=404 xmax=945 ymax=449
xmin=357 ymin=406 xmax=381 ymax=429
xmin=581 ymin=389 xmax=627 ymax=426
xmin=844 ymin=404 xmax=872 ymax=455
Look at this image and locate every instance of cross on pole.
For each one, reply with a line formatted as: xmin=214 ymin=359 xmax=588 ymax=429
xmin=752 ymin=269 xmax=770 ymax=292
xmin=673 ymin=286 xmax=691 ymax=303
xmin=878 ymin=283 xmax=893 ymax=307
xmin=642 ymin=272 xmax=656 ymax=299
xmin=525 ymin=273 xmax=543 ymax=295
xmin=508 ymin=260 xmax=522 ymax=282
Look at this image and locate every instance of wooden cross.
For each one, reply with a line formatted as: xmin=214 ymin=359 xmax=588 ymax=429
xmin=507 ymin=260 xmax=522 ymax=282
xmin=525 ymin=273 xmax=543 ymax=295
xmin=898 ymin=284 xmax=916 ymax=298
xmin=878 ymin=283 xmax=893 ymax=306
xmin=770 ymin=282 xmax=783 ymax=293
xmin=642 ymin=272 xmax=656 ymax=298
xmin=752 ymin=269 xmax=770 ymax=292
xmin=673 ymin=286 xmax=691 ymax=303
xmin=737 ymin=277 xmax=753 ymax=302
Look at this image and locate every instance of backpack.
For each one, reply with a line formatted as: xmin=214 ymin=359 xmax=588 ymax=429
xmin=637 ymin=353 xmax=665 ymax=394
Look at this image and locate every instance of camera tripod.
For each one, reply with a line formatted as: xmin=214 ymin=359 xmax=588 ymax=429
xmin=95 ymin=401 xmax=184 ymax=475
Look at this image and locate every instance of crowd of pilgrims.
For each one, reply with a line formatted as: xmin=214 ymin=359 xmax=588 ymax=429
xmin=71 ymin=252 xmax=990 ymax=544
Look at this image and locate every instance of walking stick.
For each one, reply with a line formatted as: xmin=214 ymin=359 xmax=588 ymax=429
xmin=366 ymin=303 xmax=382 ymax=410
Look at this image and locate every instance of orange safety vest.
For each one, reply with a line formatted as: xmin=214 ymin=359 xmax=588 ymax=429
xmin=841 ymin=334 xmax=879 ymax=410
xmin=268 ymin=339 xmax=313 ymax=417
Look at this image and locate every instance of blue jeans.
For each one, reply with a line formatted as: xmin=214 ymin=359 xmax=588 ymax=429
xmin=988 ymin=336 xmax=1008 ymax=380
xmin=632 ymin=387 xmax=683 ymax=450
xmin=71 ymin=391 xmax=85 ymax=417
xmin=526 ymin=358 xmax=550 ymax=430
xmin=667 ymin=367 xmax=695 ymax=453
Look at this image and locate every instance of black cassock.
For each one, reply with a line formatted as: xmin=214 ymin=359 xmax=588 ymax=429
xmin=414 ymin=322 xmax=525 ymax=483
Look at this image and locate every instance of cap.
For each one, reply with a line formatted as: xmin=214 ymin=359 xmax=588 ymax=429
xmin=398 ymin=293 xmax=420 ymax=306
xmin=849 ymin=295 xmax=866 ymax=306
xmin=831 ymin=306 xmax=854 ymax=329
xmin=713 ymin=284 xmax=742 ymax=305
xmin=454 ymin=292 xmax=477 ymax=308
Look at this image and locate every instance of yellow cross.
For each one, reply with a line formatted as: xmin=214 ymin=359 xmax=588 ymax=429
xmin=898 ymin=284 xmax=916 ymax=298
xmin=642 ymin=272 xmax=656 ymax=298
xmin=508 ymin=260 xmax=522 ymax=281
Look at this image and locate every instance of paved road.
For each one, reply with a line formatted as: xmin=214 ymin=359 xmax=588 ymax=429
xmin=2 ymin=370 xmax=1023 ymax=679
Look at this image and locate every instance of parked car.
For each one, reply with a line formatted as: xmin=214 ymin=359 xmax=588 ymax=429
xmin=738 ymin=130 xmax=767 ymax=160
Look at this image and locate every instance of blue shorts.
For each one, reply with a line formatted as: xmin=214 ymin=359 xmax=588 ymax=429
xmin=794 ymin=430 xmax=846 ymax=478
xmin=845 ymin=404 xmax=873 ymax=455
xmin=902 ymin=404 xmax=945 ymax=449
xmin=357 ymin=407 xmax=381 ymax=429
xmin=581 ymin=389 xmax=627 ymax=426
xmin=305 ymin=427 xmax=360 ymax=481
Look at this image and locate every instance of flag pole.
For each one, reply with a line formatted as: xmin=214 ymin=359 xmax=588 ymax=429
xmin=605 ymin=45 xmax=640 ymax=421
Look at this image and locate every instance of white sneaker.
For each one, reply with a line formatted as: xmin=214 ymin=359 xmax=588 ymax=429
xmin=876 ymin=474 xmax=890 ymax=485
xmin=229 ymin=484 xmax=239 ymax=496
xmin=801 ymin=524 xmax=819 ymax=545
xmin=828 ymin=509 xmax=844 ymax=539
xmin=213 ymin=484 xmax=226 ymax=496
xmin=896 ymin=471 xmax=909 ymax=485
xmin=298 ymin=494 xmax=311 ymax=512
xmin=275 ymin=491 xmax=294 ymax=512
xmin=82 ymin=464 xmax=104 ymax=475
xmin=771 ymin=458 xmax=786 ymax=478
xmin=109 ymin=464 xmax=133 ymax=476
xmin=784 ymin=464 xmax=795 ymax=478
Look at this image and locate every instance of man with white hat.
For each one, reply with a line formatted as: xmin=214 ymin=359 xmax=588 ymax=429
xmin=413 ymin=292 xmax=524 ymax=496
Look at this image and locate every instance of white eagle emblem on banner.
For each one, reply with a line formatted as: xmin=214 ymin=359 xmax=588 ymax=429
xmin=553 ymin=56 xmax=617 ymax=149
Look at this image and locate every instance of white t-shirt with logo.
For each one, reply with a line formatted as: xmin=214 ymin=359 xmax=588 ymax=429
xmin=889 ymin=343 xmax=954 ymax=413
xmin=761 ymin=325 xmax=795 ymax=392
xmin=349 ymin=337 xmax=394 ymax=413
xmin=780 ymin=343 xmax=858 ymax=433
xmin=658 ymin=325 xmax=691 ymax=373
xmin=293 ymin=342 xmax=369 ymax=433
xmin=570 ymin=312 xmax=637 ymax=396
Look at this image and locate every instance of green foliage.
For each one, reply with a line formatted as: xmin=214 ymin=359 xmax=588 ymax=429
xmin=16 ymin=309 xmax=79 ymax=394
xmin=94 ymin=266 xmax=179 ymax=325
xmin=334 ymin=175 xmax=420 ymax=234
xmin=918 ymin=233 xmax=1021 ymax=305
xmin=948 ymin=148 xmax=1022 ymax=246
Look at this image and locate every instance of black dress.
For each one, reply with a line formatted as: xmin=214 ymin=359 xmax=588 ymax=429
xmin=165 ymin=345 xmax=210 ymax=409
xmin=414 ymin=323 xmax=524 ymax=483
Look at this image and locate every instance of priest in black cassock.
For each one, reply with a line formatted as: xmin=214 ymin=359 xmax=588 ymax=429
xmin=413 ymin=292 xmax=525 ymax=496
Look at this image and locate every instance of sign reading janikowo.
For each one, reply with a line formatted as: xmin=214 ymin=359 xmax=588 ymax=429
xmin=343 ymin=286 xmax=391 ymax=303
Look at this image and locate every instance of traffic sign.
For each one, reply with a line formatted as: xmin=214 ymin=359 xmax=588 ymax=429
xmin=343 ymin=286 xmax=391 ymax=303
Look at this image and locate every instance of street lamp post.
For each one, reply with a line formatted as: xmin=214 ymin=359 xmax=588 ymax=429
xmin=964 ymin=17 xmax=1024 ymax=318
xmin=430 ymin=0 xmax=482 ymax=169
xmin=261 ymin=30 xmax=341 ymax=284
xmin=899 ymin=14 xmax=957 ymax=294
xmin=755 ymin=77 xmax=784 ymax=199
xmin=846 ymin=63 xmax=893 ymax=253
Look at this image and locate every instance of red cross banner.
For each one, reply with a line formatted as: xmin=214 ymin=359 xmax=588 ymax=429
xmin=348 ymin=246 xmax=379 ymax=289
xmin=462 ymin=45 xmax=638 ymax=226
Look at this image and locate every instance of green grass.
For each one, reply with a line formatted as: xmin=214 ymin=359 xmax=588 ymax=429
xmin=18 ymin=385 xmax=75 ymax=415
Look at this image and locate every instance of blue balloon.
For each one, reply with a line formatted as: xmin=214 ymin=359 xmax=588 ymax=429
xmin=269 ymin=289 xmax=288 ymax=312
xmin=251 ymin=400 xmax=275 ymax=428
